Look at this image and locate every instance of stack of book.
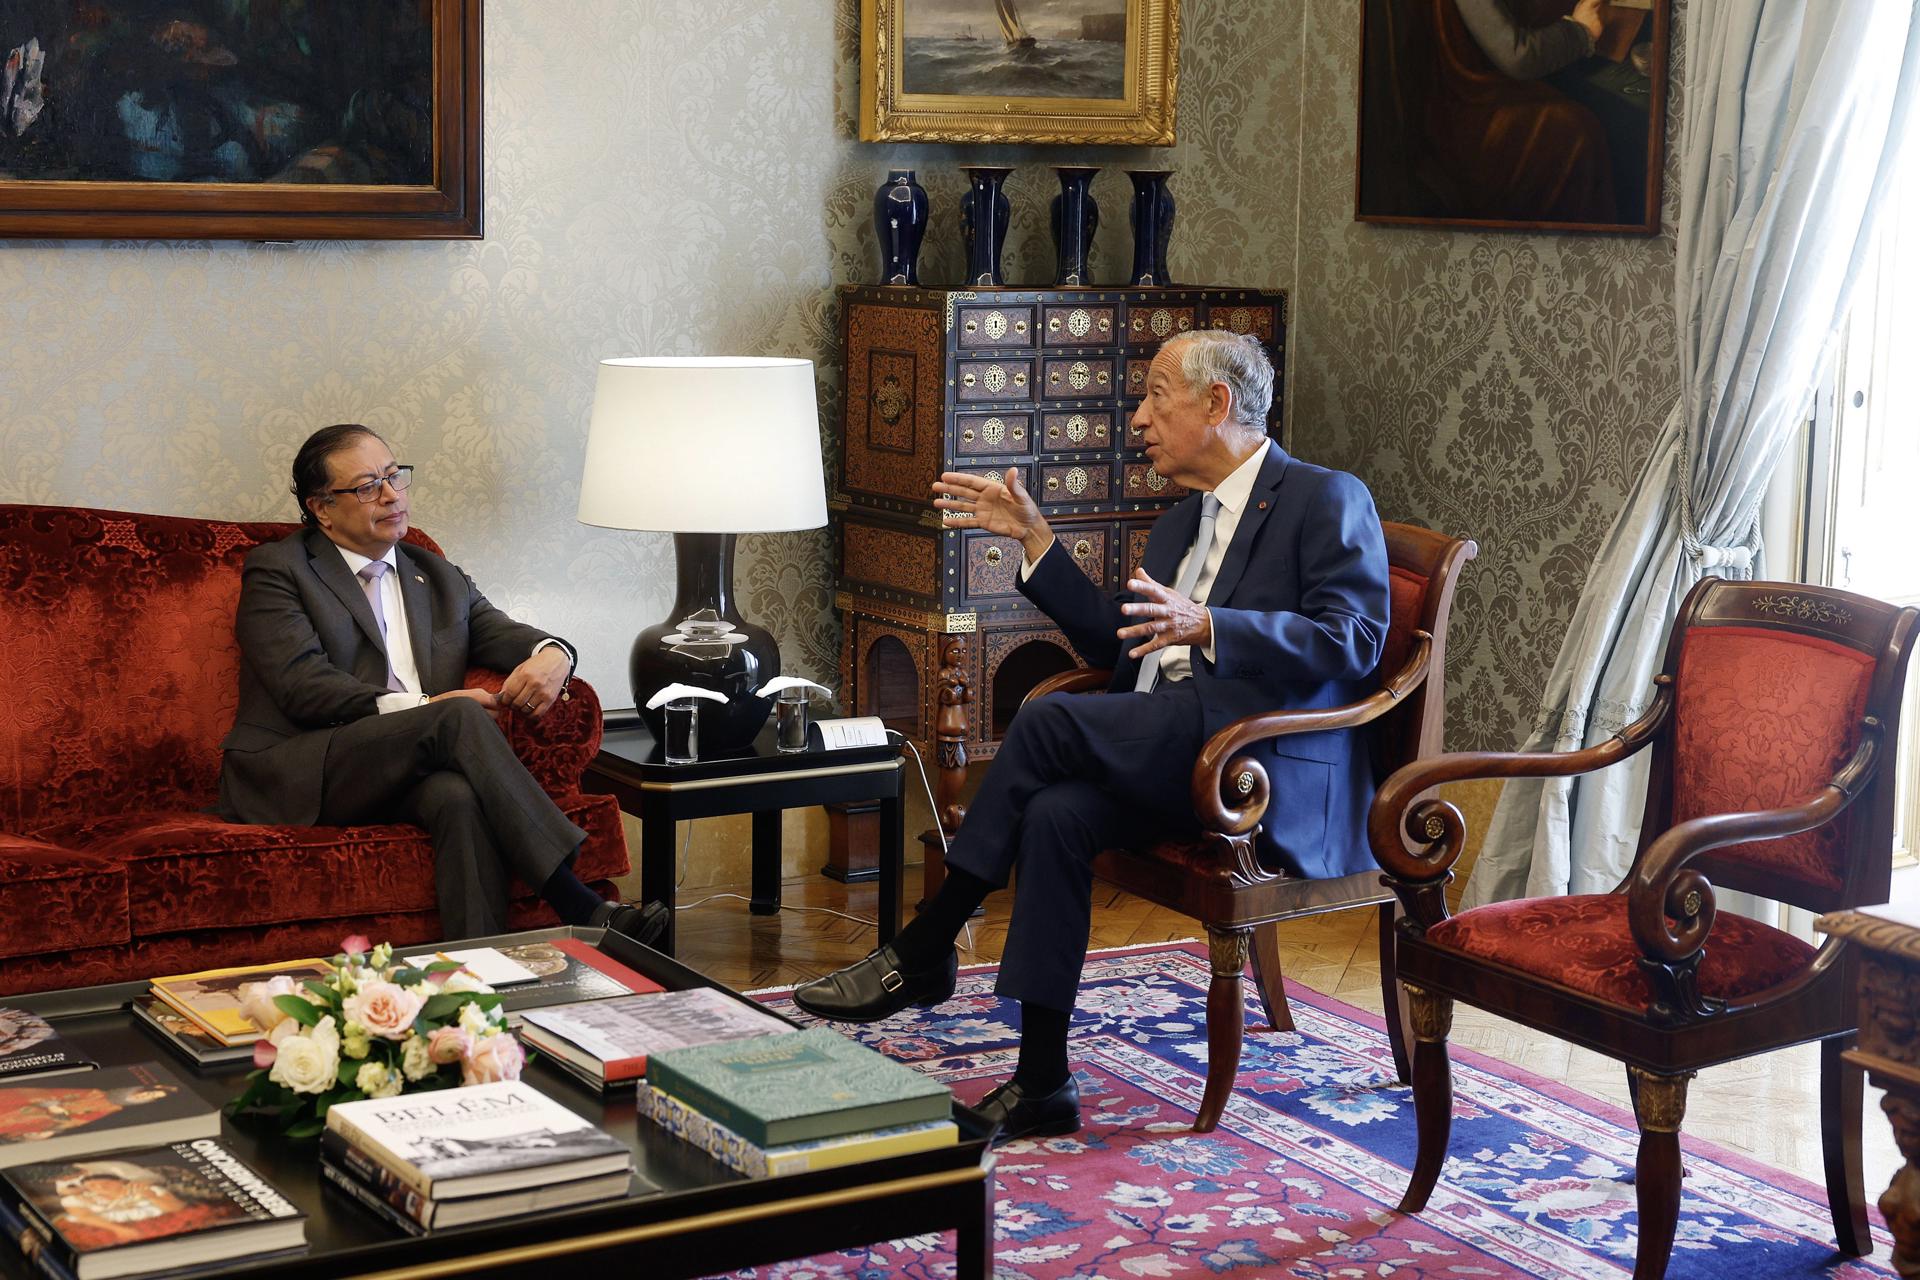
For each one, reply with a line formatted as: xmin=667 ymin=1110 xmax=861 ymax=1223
xmin=519 ymin=987 xmax=790 ymax=1091
xmin=642 ymin=1027 xmax=958 ymax=1177
xmin=320 ymin=1080 xmax=636 ymax=1234
xmin=135 ymin=959 xmax=334 ymax=1067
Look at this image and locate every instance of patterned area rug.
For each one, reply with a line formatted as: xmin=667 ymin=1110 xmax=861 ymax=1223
xmin=718 ymin=941 xmax=1892 ymax=1279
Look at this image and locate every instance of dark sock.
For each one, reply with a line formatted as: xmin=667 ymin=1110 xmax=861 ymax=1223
xmin=890 ymin=866 xmax=993 ymax=968
xmin=539 ymin=864 xmax=605 ymax=926
xmin=1014 ymin=1002 xmax=1071 ymax=1093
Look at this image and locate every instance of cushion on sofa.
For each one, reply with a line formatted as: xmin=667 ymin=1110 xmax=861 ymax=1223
xmin=0 ymin=835 xmax=129 ymax=959
xmin=29 ymin=792 xmax=626 ymax=938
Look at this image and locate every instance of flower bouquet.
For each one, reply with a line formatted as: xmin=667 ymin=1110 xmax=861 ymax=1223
xmin=225 ymin=936 xmax=524 ymax=1138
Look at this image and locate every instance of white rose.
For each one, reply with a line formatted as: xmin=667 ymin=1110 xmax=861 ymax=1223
xmin=457 ymin=1001 xmax=492 ymax=1037
xmin=438 ymin=970 xmax=493 ymax=996
xmin=270 ymin=1015 xmax=341 ymax=1095
xmin=355 ymin=1061 xmax=404 ymax=1099
xmin=400 ymin=1035 xmax=436 ymax=1082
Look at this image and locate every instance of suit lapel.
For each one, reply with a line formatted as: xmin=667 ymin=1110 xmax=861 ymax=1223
xmin=1207 ymin=442 xmax=1291 ymax=606
xmin=306 ymin=528 xmax=389 ymax=655
xmin=396 ymin=545 xmax=436 ymax=693
xmin=1141 ymin=494 xmax=1201 ymax=589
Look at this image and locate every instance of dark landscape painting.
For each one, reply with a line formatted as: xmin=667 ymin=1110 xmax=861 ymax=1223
xmin=903 ymin=0 xmax=1128 ymax=100
xmin=1356 ymin=0 xmax=1669 ymax=232
xmin=0 ymin=0 xmax=435 ymax=184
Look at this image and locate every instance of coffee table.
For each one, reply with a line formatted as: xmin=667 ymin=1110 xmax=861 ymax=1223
xmin=0 ymin=927 xmax=995 ymax=1280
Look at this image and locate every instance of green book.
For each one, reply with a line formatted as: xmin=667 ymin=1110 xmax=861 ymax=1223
xmin=647 ymin=1027 xmax=950 ymax=1148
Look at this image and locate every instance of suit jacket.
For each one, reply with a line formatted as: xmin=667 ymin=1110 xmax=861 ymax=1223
xmin=218 ymin=527 xmax=561 ymax=826
xmin=1018 ymin=442 xmax=1390 ymax=879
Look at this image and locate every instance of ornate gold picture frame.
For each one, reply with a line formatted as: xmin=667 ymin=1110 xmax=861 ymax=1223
xmin=860 ymin=0 xmax=1179 ymax=146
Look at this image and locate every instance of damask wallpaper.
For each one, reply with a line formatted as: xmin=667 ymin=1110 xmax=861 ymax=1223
xmin=1 ymin=0 xmax=1675 ymax=752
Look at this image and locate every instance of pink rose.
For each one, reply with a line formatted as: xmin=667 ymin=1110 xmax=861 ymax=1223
xmin=427 ymin=1026 xmax=471 ymax=1065
xmin=342 ymin=980 xmax=425 ymax=1040
xmin=236 ymin=975 xmax=300 ymax=1035
xmin=339 ymin=934 xmax=371 ymax=957
xmin=461 ymin=1032 xmax=525 ymax=1085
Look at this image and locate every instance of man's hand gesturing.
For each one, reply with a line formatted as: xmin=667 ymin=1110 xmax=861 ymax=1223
xmin=1118 ymin=568 xmax=1212 ymax=660
xmin=932 ymin=469 xmax=1055 ymax=565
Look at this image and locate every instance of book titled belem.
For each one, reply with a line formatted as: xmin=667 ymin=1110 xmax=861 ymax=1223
xmin=324 ymin=1080 xmax=631 ymax=1200
xmin=636 ymin=1083 xmax=957 ymax=1178
xmin=0 ymin=1010 xmax=97 ymax=1083
xmin=318 ymin=1127 xmax=634 ymax=1233
xmin=1 ymin=1138 xmax=305 ymax=1280
xmin=647 ymin=1027 xmax=950 ymax=1149
xmin=0 ymin=1061 xmax=218 ymax=1170
xmin=520 ymin=987 xmax=789 ymax=1085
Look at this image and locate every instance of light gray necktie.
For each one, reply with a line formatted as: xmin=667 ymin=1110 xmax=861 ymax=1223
xmin=1134 ymin=492 xmax=1222 ymax=694
xmin=357 ymin=561 xmax=405 ymax=692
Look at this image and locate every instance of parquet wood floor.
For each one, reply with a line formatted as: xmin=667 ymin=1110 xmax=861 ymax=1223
xmin=635 ymin=860 xmax=1911 ymax=1208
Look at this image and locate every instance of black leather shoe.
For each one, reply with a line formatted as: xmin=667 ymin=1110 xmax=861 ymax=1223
xmin=791 ymin=944 xmax=957 ymax=1023
xmin=590 ymin=900 xmax=670 ymax=949
xmin=977 ymin=1075 xmax=1081 ymax=1145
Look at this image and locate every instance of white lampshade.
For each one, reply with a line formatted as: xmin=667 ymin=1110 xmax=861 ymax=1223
xmin=577 ymin=356 xmax=829 ymax=533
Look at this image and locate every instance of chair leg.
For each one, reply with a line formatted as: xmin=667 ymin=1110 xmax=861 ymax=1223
xmin=1196 ymin=927 xmax=1252 ymax=1133
xmin=1399 ymin=983 xmax=1454 ymax=1214
xmin=1248 ymin=922 xmax=1294 ymax=1033
xmin=1378 ymin=901 xmax=1411 ymax=1084
xmin=1823 ymin=1034 xmax=1871 ymax=1256
xmin=1628 ymin=1067 xmax=1694 ymax=1280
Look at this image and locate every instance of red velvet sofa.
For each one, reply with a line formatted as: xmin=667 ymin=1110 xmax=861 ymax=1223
xmin=0 ymin=504 xmax=628 ymax=996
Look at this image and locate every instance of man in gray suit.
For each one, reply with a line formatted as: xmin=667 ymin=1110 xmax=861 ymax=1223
xmin=217 ymin=423 xmax=664 ymax=946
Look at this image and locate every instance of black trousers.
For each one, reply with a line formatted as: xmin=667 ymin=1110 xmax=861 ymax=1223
xmin=315 ymin=699 xmax=585 ymax=937
xmin=947 ymin=679 xmax=1206 ymax=1012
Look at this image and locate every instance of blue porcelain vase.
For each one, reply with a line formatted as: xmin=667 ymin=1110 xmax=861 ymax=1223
xmin=1127 ymin=170 xmax=1176 ymax=287
xmin=874 ymin=168 xmax=928 ymax=286
xmin=1050 ymin=166 xmax=1100 ymax=286
xmin=959 ymin=166 xmax=1014 ymax=287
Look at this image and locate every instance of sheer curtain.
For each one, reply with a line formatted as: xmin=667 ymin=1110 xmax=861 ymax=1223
xmin=1465 ymin=0 xmax=1920 ymax=909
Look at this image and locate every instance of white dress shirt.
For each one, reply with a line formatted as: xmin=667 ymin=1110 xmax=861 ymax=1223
xmin=1023 ymin=443 xmax=1267 ymax=683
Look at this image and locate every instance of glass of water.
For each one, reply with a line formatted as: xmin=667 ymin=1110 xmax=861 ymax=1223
xmin=775 ymin=687 xmax=810 ymax=753
xmin=663 ymin=698 xmax=700 ymax=764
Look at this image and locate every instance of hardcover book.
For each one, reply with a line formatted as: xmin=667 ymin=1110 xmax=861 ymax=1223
xmin=521 ymin=987 xmax=788 ymax=1085
xmin=148 ymin=959 xmax=334 ymax=1046
xmin=647 ymin=1027 xmax=950 ymax=1149
xmin=1 ymin=1138 xmax=305 ymax=1280
xmin=636 ymin=1083 xmax=957 ymax=1178
xmin=0 ymin=1011 xmax=96 ymax=1083
xmin=319 ymin=1130 xmax=634 ymax=1232
xmin=492 ymin=938 xmax=666 ymax=1026
xmin=127 ymin=999 xmax=253 ymax=1069
xmin=0 ymin=1062 xmax=218 ymax=1170
xmin=324 ymin=1080 xmax=630 ymax=1200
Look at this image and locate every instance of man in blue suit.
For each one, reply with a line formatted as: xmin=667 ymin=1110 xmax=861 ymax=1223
xmin=796 ymin=331 xmax=1390 ymax=1142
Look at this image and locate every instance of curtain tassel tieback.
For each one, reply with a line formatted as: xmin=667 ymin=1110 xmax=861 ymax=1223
xmin=1685 ymin=542 xmax=1754 ymax=573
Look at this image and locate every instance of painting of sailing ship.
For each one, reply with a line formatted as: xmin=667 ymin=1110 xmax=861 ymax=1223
xmin=903 ymin=0 xmax=1129 ymax=100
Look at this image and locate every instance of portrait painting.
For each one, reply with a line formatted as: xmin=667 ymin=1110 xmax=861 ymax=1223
xmin=861 ymin=0 xmax=1179 ymax=145
xmin=0 ymin=0 xmax=481 ymax=239
xmin=1355 ymin=0 xmax=1669 ymax=233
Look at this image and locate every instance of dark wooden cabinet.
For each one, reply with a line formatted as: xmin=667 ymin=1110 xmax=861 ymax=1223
xmin=832 ymin=284 xmax=1287 ymax=883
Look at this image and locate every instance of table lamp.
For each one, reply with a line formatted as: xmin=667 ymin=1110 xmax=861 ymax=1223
xmin=577 ymin=356 xmax=829 ymax=753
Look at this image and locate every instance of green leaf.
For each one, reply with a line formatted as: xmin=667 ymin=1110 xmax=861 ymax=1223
xmin=418 ymin=992 xmax=466 ymax=1022
xmin=285 ymin=1119 xmax=324 ymax=1140
xmin=303 ymin=978 xmax=338 ymax=1005
xmin=338 ymin=1056 xmax=361 ymax=1087
xmin=273 ymin=994 xmax=323 ymax=1027
xmin=390 ymin=966 xmax=429 ymax=987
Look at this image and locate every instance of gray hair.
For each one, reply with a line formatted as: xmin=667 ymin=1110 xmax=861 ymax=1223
xmin=1166 ymin=330 xmax=1274 ymax=432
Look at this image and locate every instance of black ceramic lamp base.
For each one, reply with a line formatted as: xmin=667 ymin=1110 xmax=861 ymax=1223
xmin=630 ymin=532 xmax=778 ymax=755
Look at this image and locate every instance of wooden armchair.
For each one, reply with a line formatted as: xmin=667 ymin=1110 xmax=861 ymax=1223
xmin=1371 ymin=577 xmax=1920 ymax=1279
xmin=1022 ymin=521 xmax=1477 ymax=1131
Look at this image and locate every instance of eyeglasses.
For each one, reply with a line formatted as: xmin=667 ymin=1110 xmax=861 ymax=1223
xmin=328 ymin=465 xmax=415 ymax=503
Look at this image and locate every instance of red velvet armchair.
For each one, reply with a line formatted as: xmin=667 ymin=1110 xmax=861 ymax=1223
xmin=1371 ymin=577 xmax=1920 ymax=1279
xmin=0 ymin=504 xmax=628 ymax=996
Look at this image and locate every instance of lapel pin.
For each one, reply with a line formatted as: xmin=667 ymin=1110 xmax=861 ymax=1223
xmin=1257 ymin=501 xmax=1269 ymax=510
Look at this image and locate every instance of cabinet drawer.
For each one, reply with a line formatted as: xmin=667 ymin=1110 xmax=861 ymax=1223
xmin=956 ymin=358 xmax=1033 ymax=403
xmin=962 ymin=533 xmax=1025 ymax=600
xmin=1206 ymin=302 xmax=1277 ymax=341
xmin=1122 ymin=461 xmax=1188 ymax=501
xmin=1039 ymin=357 xmax=1115 ymax=400
xmin=1038 ymin=409 xmax=1114 ymax=451
xmin=955 ymin=411 xmax=1032 ymax=456
xmin=1126 ymin=304 xmax=1197 ymax=345
xmin=1059 ymin=526 xmax=1112 ymax=591
xmin=1041 ymin=304 xmax=1117 ymax=346
xmin=953 ymin=462 xmax=1028 ymax=492
xmin=1124 ymin=357 xmax=1152 ymax=398
xmin=1039 ymin=460 xmax=1111 ymax=505
xmin=1121 ymin=519 xmax=1156 ymax=583
xmin=956 ymin=304 xmax=1034 ymax=349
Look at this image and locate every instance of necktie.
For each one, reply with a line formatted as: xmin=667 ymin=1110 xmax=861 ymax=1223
xmin=356 ymin=561 xmax=405 ymax=692
xmin=1134 ymin=491 xmax=1222 ymax=694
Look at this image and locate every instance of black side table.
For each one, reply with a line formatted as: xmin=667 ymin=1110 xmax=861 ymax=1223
xmin=583 ymin=717 xmax=905 ymax=955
